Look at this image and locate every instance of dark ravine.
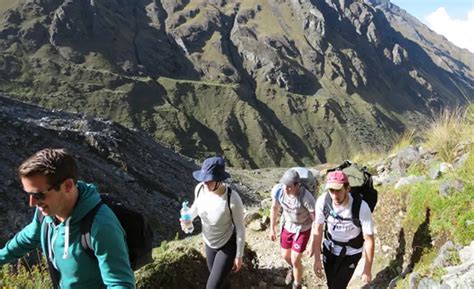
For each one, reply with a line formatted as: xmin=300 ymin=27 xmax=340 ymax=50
xmin=0 ymin=0 xmax=473 ymax=169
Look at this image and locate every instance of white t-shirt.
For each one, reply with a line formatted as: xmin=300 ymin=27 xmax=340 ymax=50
xmin=315 ymin=192 xmax=374 ymax=256
xmin=189 ymin=183 xmax=246 ymax=257
xmin=271 ymin=184 xmax=315 ymax=233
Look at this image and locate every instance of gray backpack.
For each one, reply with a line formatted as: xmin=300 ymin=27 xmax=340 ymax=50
xmin=291 ymin=167 xmax=318 ymax=195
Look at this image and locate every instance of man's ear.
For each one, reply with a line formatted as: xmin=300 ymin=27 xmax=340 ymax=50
xmin=63 ymin=178 xmax=75 ymax=193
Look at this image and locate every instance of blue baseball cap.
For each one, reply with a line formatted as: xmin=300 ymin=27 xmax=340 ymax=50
xmin=192 ymin=156 xmax=230 ymax=182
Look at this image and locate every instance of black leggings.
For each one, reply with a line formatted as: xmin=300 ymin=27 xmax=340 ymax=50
xmin=205 ymin=233 xmax=237 ymax=289
xmin=323 ymin=245 xmax=362 ymax=289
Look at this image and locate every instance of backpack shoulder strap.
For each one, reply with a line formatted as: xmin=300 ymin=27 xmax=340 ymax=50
xmin=350 ymin=193 xmax=362 ymax=228
xmin=196 ymin=183 xmax=204 ymax=199
xmin=322 ymin=192 xmax=334 ymax=220
xmin=227 ymin=186 xmax=235 ymax=227
xmin=274 ymin=186 xmax=283 ymax=204
xmin=80 ymin=202 xmax=103 ymax=260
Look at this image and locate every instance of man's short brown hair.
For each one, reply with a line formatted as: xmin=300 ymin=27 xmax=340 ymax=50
xmin=18 ymin=148 xmax=78 ymax=188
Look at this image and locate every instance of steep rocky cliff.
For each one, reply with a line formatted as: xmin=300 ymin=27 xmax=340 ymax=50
xmin=0 ymin=0 xmax=472 ymax=168
xmin=0 ymin=93 xmax=198 ymax=245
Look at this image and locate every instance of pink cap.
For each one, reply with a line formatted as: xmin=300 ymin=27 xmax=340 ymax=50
xmin=325 ymin=171 xmax=348 ymax=190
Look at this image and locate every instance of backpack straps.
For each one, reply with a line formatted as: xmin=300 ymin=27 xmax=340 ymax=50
xmin=227 ymin=187 xmax=235 ymax=227
xmin=350 ymin=193 xmax=362 ymax=228
xmin=196 ymin=183 xmax=204 ymax=199
xmin=197 ymin=183 xmax=234 ymax=227
xmin=322 ymin=192 xmax=364 ymax=249
xmin=273 ymin=185 xmax=284 ymax=205
xmin=80 ymin=202 xmax=103 ymax=260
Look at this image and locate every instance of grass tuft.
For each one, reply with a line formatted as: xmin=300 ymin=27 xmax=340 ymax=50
xmin=424 ymin=107 xmax=472 ymax=163
xmin=389 ymin=129 xmax=416 ymax=154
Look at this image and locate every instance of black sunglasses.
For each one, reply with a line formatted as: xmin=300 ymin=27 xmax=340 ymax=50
xmin=26 ymin=178 xmax=67 ymax=201
xmin=26 ymin=190 xmax=49 ymax=201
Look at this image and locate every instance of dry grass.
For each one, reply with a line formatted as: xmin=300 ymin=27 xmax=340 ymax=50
xmin=424 ymin=106 xmax=473 ymax=163
xmin=350 ymin=150 xmax=385 ymax=166
xmin=389 ymin=129 xmax=416 ymax=154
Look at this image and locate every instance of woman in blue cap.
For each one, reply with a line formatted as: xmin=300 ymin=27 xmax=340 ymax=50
xmin=181 ymin=156 xmax=246 ymax=289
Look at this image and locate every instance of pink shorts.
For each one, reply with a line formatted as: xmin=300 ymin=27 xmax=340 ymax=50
xmin=280 ymin=227 xmax=311 ymax=253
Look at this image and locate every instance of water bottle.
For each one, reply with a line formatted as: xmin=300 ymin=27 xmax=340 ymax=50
xmin=180 ymin=201 xmax=194 ymax=234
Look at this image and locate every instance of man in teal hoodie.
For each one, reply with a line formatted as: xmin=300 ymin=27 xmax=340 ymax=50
xmin=0 ymin=148 xmax=135 ymax=288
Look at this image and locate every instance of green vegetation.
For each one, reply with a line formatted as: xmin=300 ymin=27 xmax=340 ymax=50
xmin=398 ymin=106 xmax=473 ymax=244
xmin=0 ymin=255 xmax=51 ymax=289
xmin=136 ymin=241 xmax=208 ymax=289
xmin=390 ymin=105 xmax=473 ymax=287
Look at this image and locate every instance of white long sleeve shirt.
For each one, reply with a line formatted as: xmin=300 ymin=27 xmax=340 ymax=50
xmin=190 ymin=183 xmax=246 ymax=258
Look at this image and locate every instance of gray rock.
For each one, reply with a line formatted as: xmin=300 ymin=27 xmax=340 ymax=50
xmin=439 ymin=180 xmax=464 ymax=197
xmin=409 ymin=271 xmax=420 ymax=289
xmin=397 ymin=146 xmax=420 ymax=165
xmin=438 ymin=241 xmax=474 ymax=288
xmin=429 ymin=165 xmax=442 ymax=180
xmin=418 ymin=277 xmax=441 ymax=289
xmin=249 ymin=220 xmax=265 ymax=232
xmin=433 ymin=241 xmax=458 ymax=268
xmin=453 ymin=153 xmax=469 ymax=169
xmin=394 ymin=175 xmax=425 ymax=189
xmin=439 ymin=163 xmax=453 ymax=173
xmin=245 ymin=210 xmax=263 ymax=225
xmin=260 ymin=198 xmax=272 ymax=209
xmin=459 ymin=241 xmax=474 ymax=263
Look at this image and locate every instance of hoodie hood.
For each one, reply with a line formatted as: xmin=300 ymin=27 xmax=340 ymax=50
xmin=71 ymin=181 xmax=102 ymax=224
xmin=42 ymin=181 xmax=101 ymax=270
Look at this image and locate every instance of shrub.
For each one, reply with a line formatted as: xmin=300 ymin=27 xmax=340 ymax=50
xmin=0 ymin=253 xmax=51 ymax=288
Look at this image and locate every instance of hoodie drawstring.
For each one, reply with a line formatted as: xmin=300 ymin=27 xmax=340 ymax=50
xmin=63 ymin=217 xmax=71 ymax=259
xmin=50 ymin=223 xmax=59 ymax=269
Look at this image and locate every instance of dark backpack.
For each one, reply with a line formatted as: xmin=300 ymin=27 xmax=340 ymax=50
xmin=39 ymin=195 xmax=153 ymax=288
xmin=81 ymin=195 xmax=154 ymax=270
xmin=327 ymin=160 xmax=378 ymax=212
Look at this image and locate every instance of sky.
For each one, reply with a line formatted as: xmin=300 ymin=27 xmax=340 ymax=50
xmin=391 ymin=0 xmax=474 ymax=53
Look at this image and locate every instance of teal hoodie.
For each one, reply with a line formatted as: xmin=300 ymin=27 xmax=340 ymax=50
xmin=0 ymin=181 xmax=135 ymax=288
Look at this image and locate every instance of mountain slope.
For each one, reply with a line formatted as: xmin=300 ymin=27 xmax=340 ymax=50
xmin=0 ymin=93 xmax=198 ymax=244
xmin=0 ymin=0 xmax=472 ymax=168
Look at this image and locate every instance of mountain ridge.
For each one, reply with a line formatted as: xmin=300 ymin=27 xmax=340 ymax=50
xmin=0 ymin=0 xmax=472 ymax=168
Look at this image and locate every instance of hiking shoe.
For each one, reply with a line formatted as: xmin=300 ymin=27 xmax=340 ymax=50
xmin=284 ymin=267 xmax=293 ymax=285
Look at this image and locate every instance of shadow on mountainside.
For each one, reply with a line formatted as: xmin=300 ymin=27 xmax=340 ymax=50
xmin=370 ymin=228 xmax=406 ymax=288
xmin=409 ymin=208 xmax=432 ymax=269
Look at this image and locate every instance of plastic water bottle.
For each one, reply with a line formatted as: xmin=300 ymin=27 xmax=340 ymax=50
xmin=180 ymin=201 xmax=194 ymax=234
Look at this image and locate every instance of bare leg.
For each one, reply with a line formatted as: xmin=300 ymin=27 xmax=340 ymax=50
xmin=291 ymin=250 xmax=304 ymax=285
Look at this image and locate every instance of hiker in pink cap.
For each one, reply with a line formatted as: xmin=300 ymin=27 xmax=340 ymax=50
xmin=309 ymin=170 xmax=375 ymax=289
